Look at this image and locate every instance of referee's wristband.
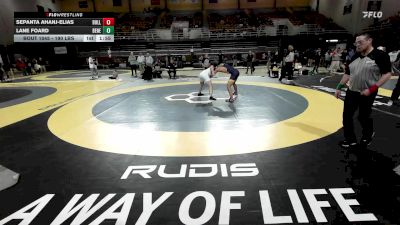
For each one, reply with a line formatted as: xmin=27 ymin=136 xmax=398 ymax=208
xmin=336 ymin=83 xmax=345 ymax=90
xmin=368 ymin=84 xmax=379 ymax=93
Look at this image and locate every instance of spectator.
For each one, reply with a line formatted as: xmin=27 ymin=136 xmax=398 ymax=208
xmin=177 ymin=56 xmax=182 ymax=68
xmin=329 ymin=48 xmax=342 ymax=73
xmin=153 ymin=59 xmax=162 ymax=78
xmin=182 ymin=55 xmax=186 ymax=67
xmin=32 ymin=58 xmax=41 ymax=74
xmin=246 ymin=51 xmax=253 ymax=74
xmin=168 ymin=57 xmax=177 ymax=79
xmin=279 ymin=45 xmax=295 ymax=82
xmin=107 ymin=47 xmax=112 ymax=58
xmin=16 ymin=58 xmax=27 ymax=76
xmin=266 ymin=51 xmax=272 ymax=73
xmin=388 ymin=50 xmax=400 ymax=106
xmin=312 ymin=48 xmax=322 ymax=74
xmin=88 ymin=56 xmax=99 ymax=79
xmin=202 ymin=54 xmax=210 ymax=69
xmin=137 ymin=53 xmax=145 ymax=75
xmin=251 ymin=51 xmax=256 ymax=73
xmin=145 ymin=53 xmax=154 ymax=67
xmin=25 ymin=59 xmax=33 ymax=75
xmin=0 ymin=63 xmax=5 ymax=82
xmin=143 ymin=53 xmax=154 ymax=80
xmin=218 ymin=51 xmax=223 ymax=64
xmin=272 ymin=51 xmax=281 ymax=64
xmin=108 ymin=69 xmax=118 ymax=79
xmin=346 ymin=48 xmax=355 ymax=63
xmin=3 ymin=63 xmax=13 ymax=81
xmin=324 ymin=50 xmax=331 ymax=68
xmin=128 ymin=52 xmax=138 ymax=77
xmin=233 ymin=54 xmax=238 ymax=67
xmin=38 ymin=57 xmax=46 ymax=73
xmin=198 ymin=55 xmax=203 ymax=64
xmin=190 ymin=46 xmax=194 ymax=58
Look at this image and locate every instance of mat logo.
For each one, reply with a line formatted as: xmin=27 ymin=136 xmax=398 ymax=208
xmin=165 ymin=92 xmax=227 ymax=104
xmin=0 ymin=188 xmax=378 ymax=225
xmin=362 ymin=11 xmax=383 ymax=18
xmin=121 ymin=163 xmax=259 ymax=179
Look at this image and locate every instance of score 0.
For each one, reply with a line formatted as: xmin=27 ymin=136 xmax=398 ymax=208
xmin=102 ymin=18 xmax=114 ymax=26
xmin=102 ymin=17 xmax=114 ymax=35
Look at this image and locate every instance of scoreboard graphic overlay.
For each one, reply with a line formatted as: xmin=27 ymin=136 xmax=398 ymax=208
xmin=14 ymin=12 xmax=114 ymax=43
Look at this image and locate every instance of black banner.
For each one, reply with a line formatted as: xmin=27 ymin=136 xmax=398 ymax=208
xmin=14 ymin=12 xmax=114 ymax=18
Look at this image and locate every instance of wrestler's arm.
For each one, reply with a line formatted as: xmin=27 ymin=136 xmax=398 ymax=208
xmin=209 ymin=65 xmax=215 ymax=77
xmin=213 ymin=66 xmax=226 ymax=74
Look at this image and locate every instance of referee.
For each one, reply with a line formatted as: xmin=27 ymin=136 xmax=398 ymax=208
xmin=388 ymin=52 xmax=400 ymax=106
xmin=335 ymin=33 xmax=392 ymax=148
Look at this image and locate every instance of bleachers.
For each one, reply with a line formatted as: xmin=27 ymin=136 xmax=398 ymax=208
xmin=118 ymin=45 xmax=148 ymax=52
xmin=363 ymin=14 xmax=400 ymax=51
xmin=113 ymin=8 xmax=348 ymax=41
xmin=115 ymin=13 xmax=158 ymax=33
xmin=210 ymin=41 xmax=257 ymax=49
xmin=154 ymin=43 xmax=201 ymax=50
xmin=160 ymin=12 xmax=203 ymax=29
xmin=256 ymin=13 xmax=274 ymax=27
xmin=208 ymin=11 xmax=251 ymax=32
xmin=80 ymin=9 xmax=350 ymax=59
xmin=208 ymin=41 xmax=260 ymax=54
xmin=288 ymin=11 xmax=346 ymax=30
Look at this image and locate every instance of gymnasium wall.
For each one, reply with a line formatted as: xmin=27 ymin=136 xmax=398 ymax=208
xmin=60 ymin=0 xmax=313 ymax=12
xmin=239 ymin=0 xmax=310 ymax=9
xmin=239 ymin=0 xmax=274 ymax=9
xmin=313 ymin=0 xmax=399 ymax=35
xmin=61 ymin=0 xmax=96 ymax=12
xmin=203 ymin=0 xmax=238 ymax=10
xmin=132 ymin=0 xmax=166 ymax=12
xmin=165 ymin=0 xmax=201 ymax=11
xmin=60 ymin=0 xmax=167 ymax=13
xmin=276 ymin=0 xmax=310 ymax=8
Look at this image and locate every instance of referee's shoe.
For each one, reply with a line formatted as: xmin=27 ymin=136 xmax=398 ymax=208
xmin=339 ymin=140 xmax=358 ymax=149
xmin=360 ymin=132 xmax=375 ymax=147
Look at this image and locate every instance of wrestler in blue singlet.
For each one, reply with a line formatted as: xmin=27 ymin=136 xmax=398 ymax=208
xmin=223 ymin=63 xmax=240 ymax=81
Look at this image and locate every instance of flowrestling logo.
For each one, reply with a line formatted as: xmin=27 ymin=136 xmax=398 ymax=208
xmin=362 ymin=11 xmax=383 ymax=18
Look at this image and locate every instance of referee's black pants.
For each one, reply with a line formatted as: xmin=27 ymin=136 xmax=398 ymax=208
xmin=343 ymin=89 xmax=377 ymax=141
xmin=390 ymin=77 xmax=400 ymax=101
xmin=279 ymin=62 xmax=293 ymax=81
